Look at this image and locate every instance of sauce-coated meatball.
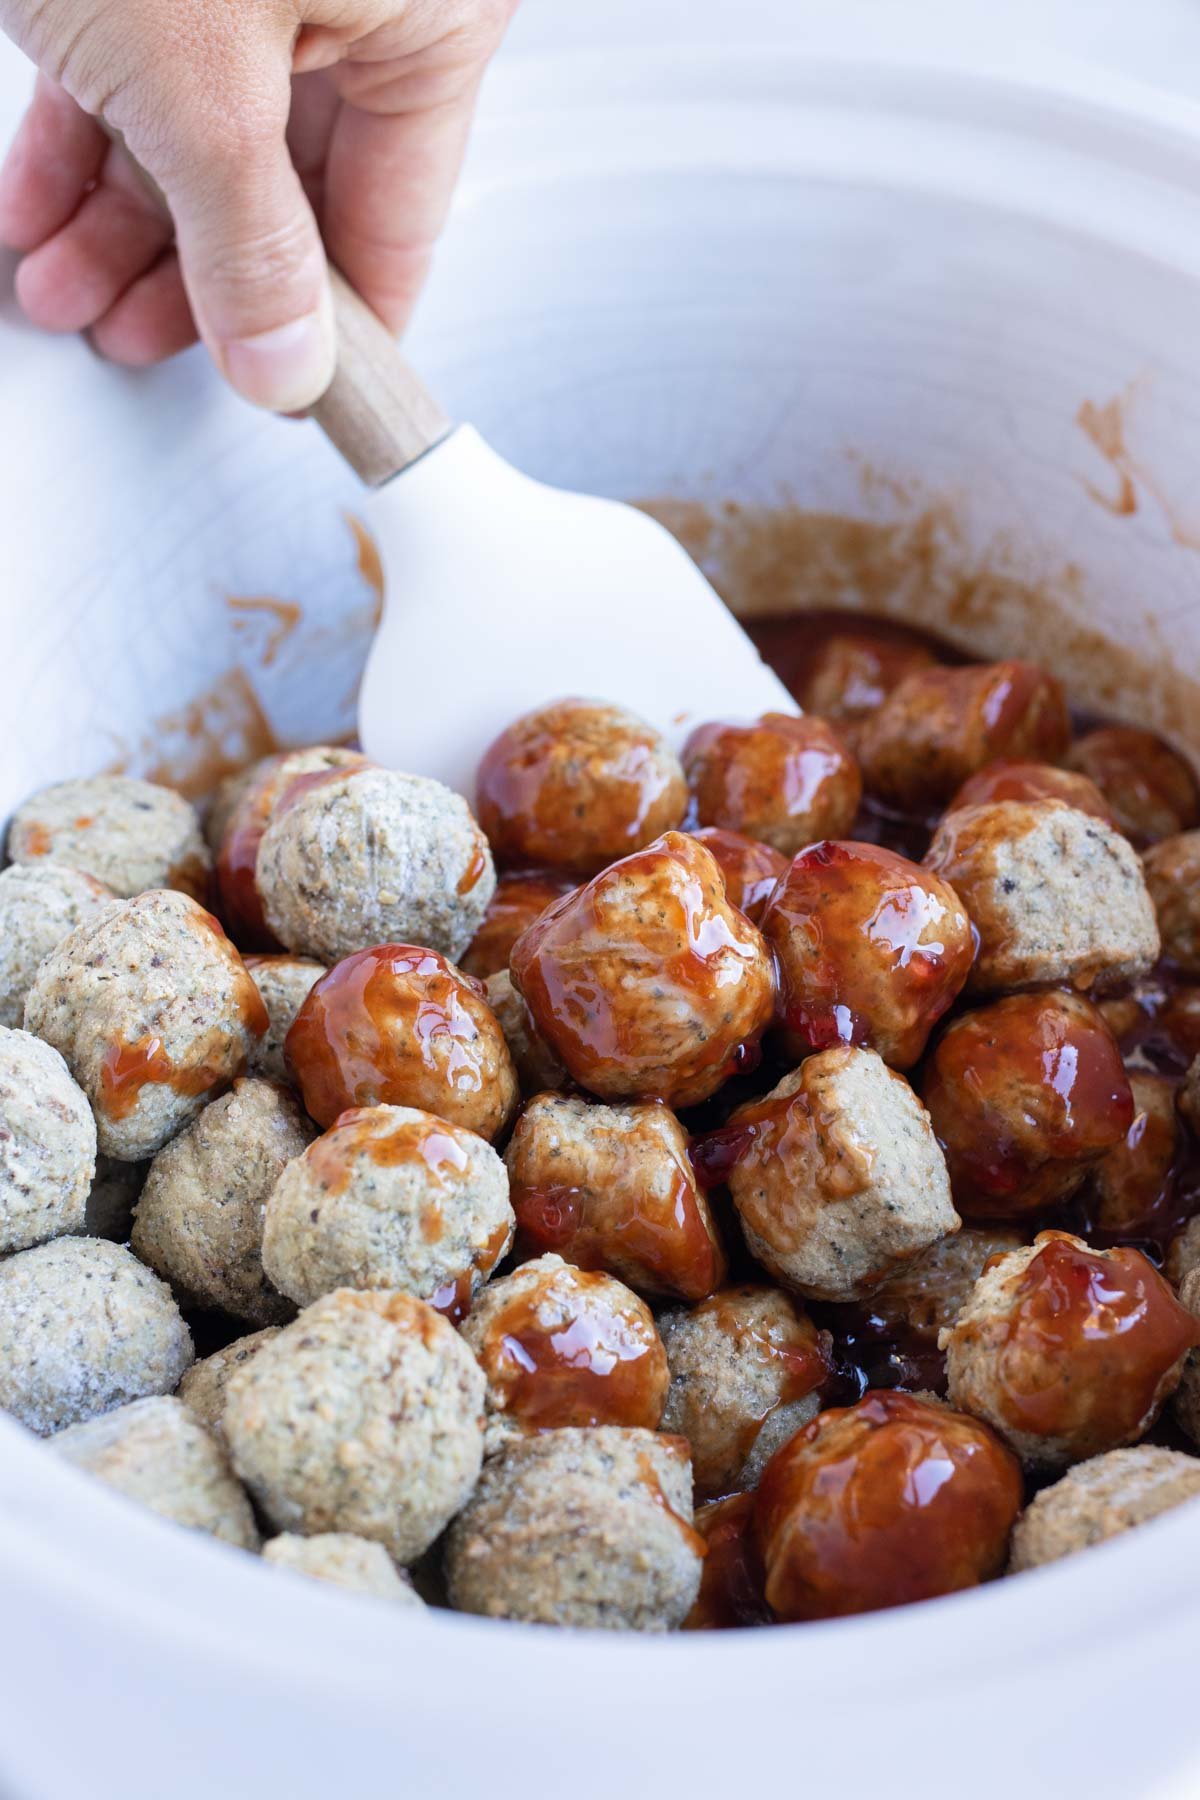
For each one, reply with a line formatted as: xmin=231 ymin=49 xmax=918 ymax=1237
xmin=924 ymin=800 xmax=1159 ymax=994
xmin=946 ymin=759 xmax=1114 ymax=823
xmin=285 ymin=944 xmax=518 ymax=1139
xmin=460 ymin=870 xmax=575 ymax=979
xmin=505 ymin=1092 xmax=725 ymax=1301
xmin=681 ymin=713 xmax=861 ymax=856
xmin=867 ymin=1226 xmax=1026 ymax=1345
xmin=510 ymin=831 xmax=775 ymax=1108
xmin=460 ymin=1254 xmax=668 ymax=1448
xmin=1143 ymin=831 xmax=1200 ymax=974
xmin=1066 ymin=727 xmax=1200 ymax=847
xmin=684 ymin=1492 xmax=769 ymax=1630
xmin=942 ymin=1231 xmax=1199 ymax=1468
xmin=921 ymin=991 xmax=1134 ymax=1219
xmin=476 ymin=699 xmax=687 ymax=873
xmin=685 ymin=828 xmax=787 ymax=922
xmin=722 ymin=1047 xmax=959 ymax=1303
xmin=1008 ymin=1446 xmax=1200 ymax=1572
xmin=754 ymin=1391 xmax=1022 ymax=1620
xmin=761 ymin=840 xmax=974 ymax=1068
xmin=1171 ymin=1267 xmax=1200 ymax=1446
xmin=792 ymin=630 xmax=936 ymax=751
xmin=658 ymin=1286 xmax=832 ymax=1498
xmin=1090 ymin=1071 xmax=1178 ymax=1236
xmin=859 ymin=661 xmax=1070 ymax=812
xmin=482 ymin=970 xmax=569 ymax=1096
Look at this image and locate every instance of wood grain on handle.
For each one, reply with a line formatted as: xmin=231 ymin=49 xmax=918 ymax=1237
xmin=313 ymin=270 xmax=453 ymax=486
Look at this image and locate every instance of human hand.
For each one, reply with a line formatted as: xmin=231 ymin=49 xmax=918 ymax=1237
xmin=0 ymin=0 xmax=516 ymax=410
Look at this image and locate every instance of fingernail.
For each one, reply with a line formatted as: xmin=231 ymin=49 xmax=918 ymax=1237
xmin=219 ymin=287 xmax=335 ymax=413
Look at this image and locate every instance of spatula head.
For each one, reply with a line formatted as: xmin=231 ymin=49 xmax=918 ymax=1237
xmin=358 ymin=426 xmax=797 ymax=795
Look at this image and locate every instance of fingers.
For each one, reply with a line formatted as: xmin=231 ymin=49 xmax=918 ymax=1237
xmin=0 ymin=74 xmax=106 ymax=251
xmin=89 ymin=250 xmax=198 ymax=365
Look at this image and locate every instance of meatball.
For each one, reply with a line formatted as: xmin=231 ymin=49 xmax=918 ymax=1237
xmin=223 ymin=1289 xmax=484 ymax=1563
xmin=1090 ymin=1071 xmax=1178 ymax=1235
xmin=24 ymin=889 xmax=267 ymax=1161
xmin=1009 ymin=1446 xmax=1200 ymax=1572
xmin=85 ymin=1153 xmax=145 ymax=1241
xmin=760 ymin=840 xmax=974 ymax=1069
xmin=1066 ymin=727 xmax=1199 ymax=847
xmin=475 ymin=699 xmax=687 ymax=873
xmin=684 ymin=1492 xmax=769 ymax=1630
xmin=681 ymin=713 xmax=861 ymax=857
xmin=214 ymin=746 xmax=367 ymax=948
xmin=791 ymin=629 xmax=936 ymax=751
xmin=243 ymin=955 xmax=326 ymax=1084
xmin=203 ymin=762 xmax=259 ymax=853
xmin=460 ymin=1254 xmax=668 ymax=1450
xmin=1143 ymin=832 xmax=1200 ymax=974
xmin=256 ymin=765 xmax=495 ymax=965
xmin=685 ymin=828 xmax=787 ymax=923
xmin=0 ymin=1027 xmax=96 ymax=1253
xmin=921 ymin=991 xmax=1134 ymax=1219
xmin=723 ymin=1048 xmax=958 ymax=1303
xmin=177 ymin=1326 xmax=281 ymax=1449
xmin=658 ymin=1286 xmax=832 ymax=1499
xmin=52 ymin=1395 xmax=258 ymax=1549
xmin=941 ymin=1231 xmax=1199 ymax=1468
xmin=0 ymin=1237 xmax=192 ymax=1435
xmin=510 ymin=831 xmax=775 ymax=1109
xmin=0 ymin=863 xmax=113 ymax=1030
xmin=924 ymin=800 xmax=1159 ymax=994
xmin=482 ymin=970 xmax=569 ymax=1096
xmin=460 ymin=871 xmax=574 ymax=979
xmin=262 ymin=1533 xmax=425 ymax=1606
xmin=859 ymin=661 xmax=1070 ymax=812
xmin=131 ymin=1078 xmax=313 ymax=1325
xmin=868 ymin=1227 xmax=1026 ymax=1345
xmin=7 ymin=775 xmax=210 ymax=901
xmin=444 ymin=1426 xmax=703 ymax=1630
xmin=261 ymin=1104 xmax=513 ymax=1318
xmin=505 ymin=1093 xmax=725 ymax=1300
xmin=946 ymin=759 xmax=1114 ymax=823
xmin=754 ymin=1391 xmax=1022 ymax=1620
xmin=285 ymin=945 xmax=518 ymax=1139
xmin=1172 ymin=1268 xmax=1200 ymax=1446
xmin=1166 ymin=1214 xmax=1200 ymax=1289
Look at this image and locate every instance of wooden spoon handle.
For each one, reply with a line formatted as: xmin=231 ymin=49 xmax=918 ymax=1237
xmin=313 ymin=270 xmax=453 ymax=487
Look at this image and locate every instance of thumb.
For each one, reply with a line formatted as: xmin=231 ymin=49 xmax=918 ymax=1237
xmin=150 ymin=91 xmax=335 ymax=413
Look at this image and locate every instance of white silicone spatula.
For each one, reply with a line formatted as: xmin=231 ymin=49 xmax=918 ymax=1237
xmin=312 ymin=275 xmax=798 ymax=796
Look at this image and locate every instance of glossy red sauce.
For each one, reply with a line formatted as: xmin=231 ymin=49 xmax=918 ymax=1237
xmin=460 ymin=869 xmax=575 ymax=979
xmin=216 ymin=756 xmax=368 ymax=950
xmin=685 ymin=1493 xmax=770 ymax=1630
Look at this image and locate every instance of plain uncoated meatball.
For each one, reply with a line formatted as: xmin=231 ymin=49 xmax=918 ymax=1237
xmin=505 ymin=1093 xmax=725 ymax=1301
xmin=761 ymin=840 xmax=974 ymax=1069
xmin=256 ymin=765 xmax=495 ymax=965
xmin=1090 ymin=1071 xmax=1178 ymax=1235
xmin=285 ymin=945 xmax=518 ymax=1139
xmin=475 ymin=699 xmax=687 ymax=873
xmin=0 ymin=863 xmax=114 ymax=1030
xmin=177 ymin=1327 xmax=281 ymax=1449
xmin=942 ymin=1231 xmax=1199 ymax=1469
xmin=0 ymin=1237 xmax=193 ymax=1435
xmin=0 ymin=1027 xmax=96 ymax=1253
xmin=261 ymin=1105 xmax=513 ymax=1318
xmin=52 ymin=1395 xmax=258 ymax=1549
xmin=946 ymin=760 xmax=1114 ymax=823
xmin=1143 ymin=832 xmax=1200 ymax=974
xmin=867 ymin=1226 xmax=1026 ymax=1345
xmin=1066 ymin=727 xmax=1200 ymax=847
xmin=262 ymin=1533 xmax=425 ymax=1606
xmin=924 ymin=800 xmax=1159 ymax=994
xmin=7 ymin=775 xmax=210 ymax=901
xmin=859 ymin=661 xmax=1070 ymax=812
xmin=444 ymin=1426 xmax=703 ymax=1631
xmin=460 ymin=871 xmax=575 ymax=979
xmin=482 ymin=970 xmax=569 ymax=1096
xmin=243 ymin=955 xmax=326 ymax=1083
xmin=223 ymin=1289 xmax=485 ymax=1563
xmin=658 ymin=1286 xmax=832 ymax=1499
xmin=724 ymin=1048 xmax=958 ymax=1303
xmin=510 ymin=831 xmax=775 ymax=1109
xmin=681 ymin=713 xmax=861 ymax=857
xmin=921 ymin=991 xmax=1134 ymax=1219
xmin=685 ymin=828 xmax=787 ymax=923
xmin=460 ymin=1254 xmax=669 ymax=1451
xmin=131 ymin=1078 xmax=314 ymax=1325
xmin=24 ymin=890 xmax=267 ymax=1161
xmin=754 ymin=1391 xmax=1023 ymax=1620
xmin=1008 ymin=1446 xmax=1200 ymax=1572
xmin=214 ymin=746 xmax=367 ymax=948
